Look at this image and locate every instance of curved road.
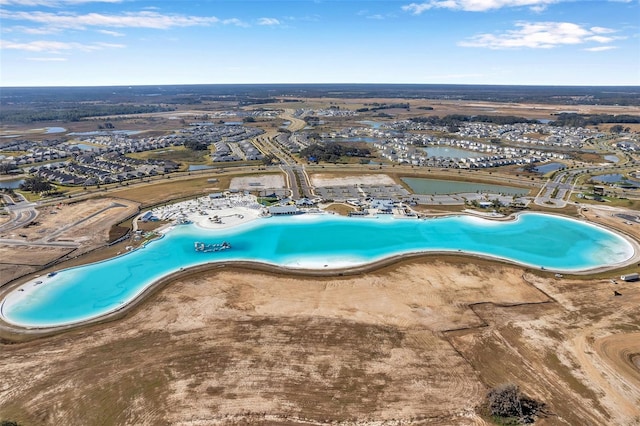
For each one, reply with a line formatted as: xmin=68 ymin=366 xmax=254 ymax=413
xmin=0 ymin=194 xmax=39 ymax=233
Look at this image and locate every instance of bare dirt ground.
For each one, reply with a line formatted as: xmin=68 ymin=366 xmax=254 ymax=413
xmin=0 ymin=197 xmax=139 ymax=286
xmin=260 ymin=98 xmax=640 ymax=124
xmin=0 ymin=246 xmax=73 ymax=286
xmin=1 ymin=256 xmax=639 ymax=425
xmin=580 ymin=204 xmax=640 ymax=242
xmin=310 ymin=173 xmax=396 ymax=187
xmin=0 ymin=198 xmax=138 ymax=243
xmin=229 ymin=174 xmax=285 ymax=190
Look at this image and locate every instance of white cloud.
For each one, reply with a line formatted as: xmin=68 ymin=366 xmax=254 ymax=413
xmin=0 ymin=10 xmax=240 ymax=30
xmin=586 ymin=35 xmax=615 ymax=43
xmin=402 ymin=0 xmax=558 ymax=13
xmin=584 ymin=45 xmax=618 ymax=52
xmin=0 ymin=39 xmax=124 ymax=52
xmin=258 ymin=17 xmax=280 ymax=26
xmin=7 ymin=25 xmax=60 ymax=34
xmin=590 ymin=26 xmax=617 ymax=34
xmin=97 ymin=29 xmax=124 ymax=37
xmin=356 ymin=9 xmax=391 ymax=19
xmin=27 ymin=56 xmax=67 ymax=61
xmin=459 ymin=21 xmax=620 ymax=49
xmin=222 ymin=18 xmax=249 ymax=27
xmin=0 ymin=0 xmax=122 ymax=5
xmin=529 ymin=4 xmax=547 ymax=12
xmin=402 ymin=0 xmax=634 ymax=13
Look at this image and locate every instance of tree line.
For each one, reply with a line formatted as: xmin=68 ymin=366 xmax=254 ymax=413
xmin=550 ymin=113 xmax=640 ymax=127
xmin=410 ymin=114 xmax=539 ymax=126
xmin=300 ymin=143 xmax=371 ymax=163
xmin=0 ymin=104 xmax=175 ymax=124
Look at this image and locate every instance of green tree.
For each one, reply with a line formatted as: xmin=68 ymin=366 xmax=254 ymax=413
xmin=20 ymin=176 xmax=53 ymax=193
xmin=262 ymin=154 xmax=277 ymax=166
xmin=183 ymin=139 xmax=208 ymax=151
xmin=0 ymin=163 xmax=18 ymax=175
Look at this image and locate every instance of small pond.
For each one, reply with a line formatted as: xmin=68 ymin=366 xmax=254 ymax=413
xmin=534 ymin=162 xmax=566 ymax=174
xmin=592 ymin=174 xmax=640 ymax=187
xmin=188 ymin=165 xmax=216 ymax=171
xmin=402 ymin=177 xmax=529 ymax=196
xmin=0 ymin=179 xmax=25 ymax=189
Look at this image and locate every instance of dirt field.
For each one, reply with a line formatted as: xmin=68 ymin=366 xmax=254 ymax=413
xmin=310 ymin=173 xmax=396 ymax=187
xmin=109 ymin=175 xmax=233 ymax=207
xmin=229 ymin=174 xmax=285 ymax=190
xmin=1 ymin=256 xmax=639 ymax=425
xmin=0 ymin=198 xmax=139 ymax=286
xmin=257 ymin=98 xmax=640 ymax=124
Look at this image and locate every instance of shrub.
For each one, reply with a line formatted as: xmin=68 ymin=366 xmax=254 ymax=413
xmin=486 ymin=384 xmax=546 ymax=424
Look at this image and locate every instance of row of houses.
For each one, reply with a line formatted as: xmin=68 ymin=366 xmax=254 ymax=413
xmin=274 ymin=133 xmax=314 ymax=154
xmin=26 ymin=153 xmax=179 ymax=186
xmin=212 ymin=140 xmax=264 ymax=162
xmin=388 ymin=120 xmax=595 ymax=149
xmin=372 ymin=135 xmax=568 ymax=168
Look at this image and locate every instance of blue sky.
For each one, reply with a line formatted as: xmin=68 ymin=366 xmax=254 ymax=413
xmin=0 ymin=0 xmax=638 ymax=86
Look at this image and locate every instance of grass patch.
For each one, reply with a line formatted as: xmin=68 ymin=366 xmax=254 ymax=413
xmin=323 ymin=203 xmax=356 ymax=216
xmin=576 ymin=196 xmax=640 ymax=210
xmin=126 ymin=145 xmax=211 ymax=164
xmin=257 ymin=196 xmax=279 ymax=206
xmin=14 ymin=189 xmax=41 ymax=202
xmin=572 ymin=152 xmax=605 ymax=163
xmin=108 ymin=224 xmax=130 ymax=243
xmin=109 ymin=175 xmax=231 ymax=207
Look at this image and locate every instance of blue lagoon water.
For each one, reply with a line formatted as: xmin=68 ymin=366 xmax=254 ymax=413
xmin=534 ymin=163 xmax=566 ymax=174
xmin=1 ymin=213 xmax=634 ymax=327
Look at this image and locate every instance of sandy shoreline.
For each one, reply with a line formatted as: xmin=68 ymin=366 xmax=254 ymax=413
xmin=1 ymin=211 xmax=638 ymax=335
xmin=1 ymin=192 xmax=639 ymax=335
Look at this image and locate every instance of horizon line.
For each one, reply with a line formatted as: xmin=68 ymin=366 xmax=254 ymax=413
xmin=2 ymin=82 xmax=640 ymax=89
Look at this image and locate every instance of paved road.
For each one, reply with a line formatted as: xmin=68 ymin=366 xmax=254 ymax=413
xmin=280 ymin=165 xmax=299 ymax=199
xmin=534 ymin=171 xmax=574 ymax=208
xmin=0 ymin=194 xmax=39 ymax=233
xmin=250 ymin=115 xmax=318 ymax=199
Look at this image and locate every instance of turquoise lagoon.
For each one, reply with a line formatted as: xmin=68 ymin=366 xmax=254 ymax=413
xmin=1 ymin=213 xmax=634 ymax=328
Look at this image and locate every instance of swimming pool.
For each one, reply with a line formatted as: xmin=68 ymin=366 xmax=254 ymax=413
xmin=0 ymin=212 xmax=634 ymax=328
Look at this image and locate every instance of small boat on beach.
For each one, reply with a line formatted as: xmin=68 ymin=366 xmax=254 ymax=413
xmin=194 ymin=241 xmax=231 ymax=252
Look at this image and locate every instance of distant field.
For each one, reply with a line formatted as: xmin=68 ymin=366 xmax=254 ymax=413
xmin=257 ymin=97 xmax=640 ymax=122
xmin=109 ymin=175 xmax=231 ymax=206
xmin=127 ymin=145 xmax=212 ymax=165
